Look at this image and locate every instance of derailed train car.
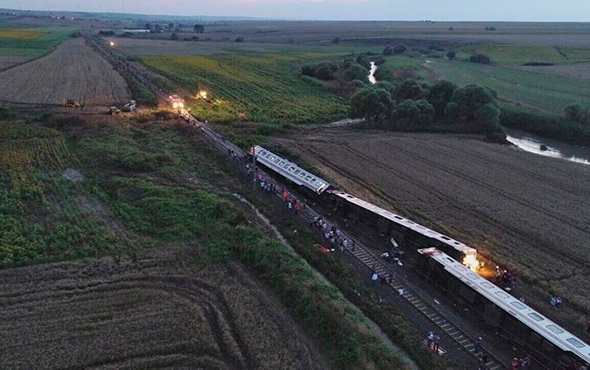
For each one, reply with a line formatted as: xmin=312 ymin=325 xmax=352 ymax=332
xmin=250 ymin=145 xmax=332 ymax=196
xmin=418 ymin=248 xmax=590 ymax=369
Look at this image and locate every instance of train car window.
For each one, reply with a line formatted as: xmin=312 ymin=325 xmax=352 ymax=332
xmin=495 ymin=291 xmax=510 ymax=299
xmin=260 ymin=151 xmax=266 ymax=155
xmin=481 ymin=282 xmax=494 ymax=289
xmin=305 ymin=176 xmax=312 ymax=181
xmin=511 ymin=301 xmax=526 ymax=310
xmin=274 ymin=159 xmax=281 ymax=164
xmin=299 ymin=173 xmax=306 ymax=178
xmin=566 ymin=338 xmax=584 ymax=348
xmin=441 ymin=236 xmax=450 ymax=240
xmin=546 ymin=325 xmax=564 ymax=334
xmin=280 ymin=161 xmax=285 ymax=166
xmin=528 ymin=313 xmax=543 ymax=321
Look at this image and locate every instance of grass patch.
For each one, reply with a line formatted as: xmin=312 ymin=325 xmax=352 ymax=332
xmin=457 ymin=44 xmax=567 ymax=66
xmin=0 ymin=29 xmax=47 ymax=40
xmin=373 ymin=55 xmax=422 ymax=81
xmin=431 ymin=60 xmax=590 ymax=115
xmin=143 ymin=54 xmax=348 ymax=124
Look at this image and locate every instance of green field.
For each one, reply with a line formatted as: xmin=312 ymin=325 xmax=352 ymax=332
xmin=143 ymin=54 xmax=348 ymax=123
xmin=456 ymin=44 xmax=567 ymax=66
xmin=0 ymin=27 xmax=74 ymax=58
xmin=430 ymin=60 xmax=590 ymax=115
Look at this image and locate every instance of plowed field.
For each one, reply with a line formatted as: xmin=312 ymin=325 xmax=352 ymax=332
xmin=274 ymin=129 xmax=590 ymax=325
xmin=0 ymin=248 xmax=326 ymax=369
xmin=0 ymin=38 xmax=130 ymax=105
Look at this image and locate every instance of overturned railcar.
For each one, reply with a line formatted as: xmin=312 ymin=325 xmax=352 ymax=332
xmin=419 ymin=248 xmax=590 ymax=370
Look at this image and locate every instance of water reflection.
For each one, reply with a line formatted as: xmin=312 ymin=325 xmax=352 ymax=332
xmin=506 ymin=130 xmax=590 ymax=166
xmin=369 ymin=62 xmax=377 ymax=85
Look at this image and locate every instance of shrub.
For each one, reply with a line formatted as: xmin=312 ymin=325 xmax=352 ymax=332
xmin=469 ymin=53 xmax=492 ymax=65
xmin=235 ymin=36 xmax=244 ymax=42
xmin=383 ymin=45 xmax=393 ymax=56
xmin=393 ymin=44 xmax=407 ymax=54
xmin=447 ymin=51 xmax=456 ymax=60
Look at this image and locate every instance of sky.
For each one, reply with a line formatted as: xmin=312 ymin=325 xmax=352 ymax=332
xmin=3 ymin=0 xmax=590 ymax=21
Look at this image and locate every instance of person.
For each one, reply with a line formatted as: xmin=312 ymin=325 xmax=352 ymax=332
xmin=511 ymin=357 xmax=520 ymax=370
xmin=282 ymin=189 xmax=288 ymax=202
xmin=294 ymin=202 xmax=300 ymax=214
xmin=433 ymin=334 xmax=440 ymax=352
xmin=474 ymin=336 xmax=482 ymax=354
xmin=371 ymin=272 xmax=378 ymax=283
xmin=550 ymin=296 xmax=558 ymax=309
xmin=343 ymin=238 xmax=348 ymax=250
xmin=351 ymin=239 xmax=356 ymax=251
xmin=427 ymin=332 xmax=434 ymax=349
xmin=397 ymin=287 xmax=404 ymax=296
xmin=288 ymin=201 xmax=292 ymax=211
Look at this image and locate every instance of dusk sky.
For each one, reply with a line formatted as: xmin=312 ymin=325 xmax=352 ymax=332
xmin=5 ymin=0 xmax=589 ymax=21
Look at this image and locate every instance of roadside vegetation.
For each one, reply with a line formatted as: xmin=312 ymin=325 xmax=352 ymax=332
xmin=143 ymin=54 xmax=348 ymax=123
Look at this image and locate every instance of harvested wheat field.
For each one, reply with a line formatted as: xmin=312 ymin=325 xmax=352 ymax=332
xmin=0 ymin=38 xmax=130 ymax=105
xmin=274 ymin=129 xmax=590 ymax=318
xmin=0 ymin=248 xmax=326 ymax=369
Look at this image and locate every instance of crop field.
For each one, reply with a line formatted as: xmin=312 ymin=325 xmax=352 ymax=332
xmin=0 ymin=248 xmax=327 ymax=369
xmin=274 ymin=128 xmax=590 ymax=333
xmin=0 ymin=37 xmax=130 ymax=105
xmin=429 ymin=59 xmax=590 ymax=115
xmin=143 ymin=54 xmax=348 ymax=123
xmin=0 ymin=27 xmax=73 ymax=64
xmin=0 ymin=121 xmax=132 ymax=268
xmin=114 ymin=37 xmax=382 ymax=57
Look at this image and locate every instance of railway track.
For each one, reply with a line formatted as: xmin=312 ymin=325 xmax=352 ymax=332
xmin=86 ymin=34 xmax=508 ymax=368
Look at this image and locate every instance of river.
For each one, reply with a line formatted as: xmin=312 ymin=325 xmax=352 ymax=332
xmin=506 ymin=129 xmax=590 ymax=166
xmin=368 ymin=61 xmax=377 ymax=84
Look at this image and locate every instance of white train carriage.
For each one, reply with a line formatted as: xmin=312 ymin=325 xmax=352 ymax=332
xmin=419 ymin=248 xmax=590 ymax=369
xmin=252 ymin=146 xmax=332 ymax=195
xmin=330 ymin=190 xmax=477 ymax=262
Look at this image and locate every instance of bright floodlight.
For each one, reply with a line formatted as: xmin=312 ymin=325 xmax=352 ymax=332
xmin=109 ymin=41 xmax=115 ymax=47
xmin=199 ymin=91 xmax=208 ymax=99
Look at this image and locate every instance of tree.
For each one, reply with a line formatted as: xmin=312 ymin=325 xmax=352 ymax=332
xmin=171 ymin=33 xmax=179 ymax=40
xmin=383 ymin=45 xmax=393 ymax=56
xmin=469 ymin=54 xmax=492 ymax=65
xmin=168 ymin=22 xmax=174 ymax=29
xmin=315 ymin=63 xmax=338 ymax=81
xmin=235 ymin=36 xmax=244 ymax=43
xmin=350 ymin=87 xmax=395 ymax=121
xmin=447 ymin=51 xmax=456 ymax=60
xmin=193 ymin=24 xmax=205 ymax=33
xmin=332 ymin=37 xmax=340 ymax=44
xmin=446 ymin=84 xmax=501 ymax=134
xmin=396 ymin=99 xmax=435 ymax=127
xmin=428 ymin=80 xmax=457 ymax=116
xmin=344 ymin=64 xmax=368 ymax=82
xmin=144 ymin=23 xmax=151 ymax=30
xmin=393 ymin=44 xmax=407 ymax=54
xmin=448 ymin=26 xmax=454 ymax=31
xmin=396 ymin=79 xmax=423 ymax=101
xmin=356 ymin=55 xmax=371 ymax=70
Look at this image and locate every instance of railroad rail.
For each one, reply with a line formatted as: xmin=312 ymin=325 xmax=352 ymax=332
xmin=85 ymin=33 xmax=507 ymax=368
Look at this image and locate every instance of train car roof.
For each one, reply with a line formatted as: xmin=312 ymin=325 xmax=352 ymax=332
xmin=331 ymin=190 xmax=476 ymax=256
xmin=254 ymin=146 xmax=332 ymax=195
xmin=422 ymin=248 xmax=590 ymax=362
